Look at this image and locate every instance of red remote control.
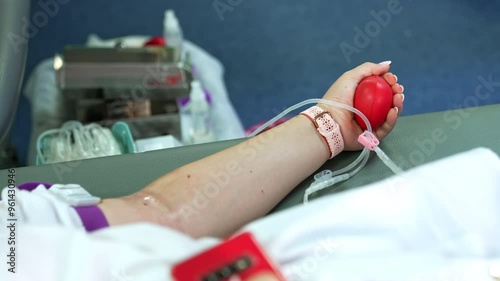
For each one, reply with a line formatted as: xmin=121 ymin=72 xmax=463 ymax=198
xmin=353 ymin=75 xmax=393 ymax=130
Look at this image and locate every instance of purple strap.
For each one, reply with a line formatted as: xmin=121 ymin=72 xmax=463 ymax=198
xmin=73 ymin=206 xmax=109 ymax=232
xmin=17 ymin=182 xmax=53 ymax=192
xmin=17 ymin=182 xmax=109 ymax=232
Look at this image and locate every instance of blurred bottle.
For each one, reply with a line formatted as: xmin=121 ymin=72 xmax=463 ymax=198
xmin=189 ymin=80 xmax=215 ymax=144
xmin=164 ymin=9 xmax=184 ymax=61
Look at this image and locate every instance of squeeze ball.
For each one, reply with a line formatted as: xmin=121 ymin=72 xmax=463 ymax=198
xmin=354 ymin=75 xmax=393 ymax=130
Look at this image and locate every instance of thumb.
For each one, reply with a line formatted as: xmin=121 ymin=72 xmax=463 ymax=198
xmin=346 ymin=61 xmax=392 ymax=82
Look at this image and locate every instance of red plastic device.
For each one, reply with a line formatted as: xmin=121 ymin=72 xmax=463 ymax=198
xmin=144 ymin=36 xmax=166 ymax=47
xmin=172 ymin=232 xmax=285 ymax=281
xmin=353 ymin=75 xmax=393 ymax=130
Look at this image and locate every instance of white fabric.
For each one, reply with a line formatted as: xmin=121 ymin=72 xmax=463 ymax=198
xmin=0 ymin=184 xmax=84 ymax=229
xmin=1 ymin=148 xmax=500 ymax=280
xmin=244 ymin=147 xmax=500 ymax=280
xmin=25 ymin=35 xmax=245 ymax=165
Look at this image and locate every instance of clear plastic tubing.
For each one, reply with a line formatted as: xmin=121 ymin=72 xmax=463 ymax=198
xmin=248 ymin=98 xmax=373 ymax=177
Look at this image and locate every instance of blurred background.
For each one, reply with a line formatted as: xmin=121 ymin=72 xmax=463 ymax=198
xmin=8 ymin=0 xmax=500 ymax=166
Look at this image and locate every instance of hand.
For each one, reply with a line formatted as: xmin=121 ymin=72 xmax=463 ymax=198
xmin=320 ymin=61 xmax=405 ymax=151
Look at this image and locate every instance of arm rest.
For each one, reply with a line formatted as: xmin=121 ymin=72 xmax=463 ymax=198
xmin=0 ymin=0 xmax=30 ymax=143
xmin=2 ymin=104 xmax=499 ymax=212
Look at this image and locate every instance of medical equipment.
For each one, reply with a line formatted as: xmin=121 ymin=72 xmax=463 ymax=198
xmin=36 ymin=121 xmax=128 ymax=164
xmin=188 ymin=80 xmax=215 ymax=144
xmin=164 ymin=9 xmax=184 ymax=61
xmin=144 ymin=36 xmax=166 ymax=47
xmin=135 ymin=135 xmax=182 ymax=152
xmin=248 ymin=93 xmax=403 ymax=203
xmin=54 ymin=44 xmax=193 ymax=142
xmin=48 ymin=184 xmax=101 ymax=207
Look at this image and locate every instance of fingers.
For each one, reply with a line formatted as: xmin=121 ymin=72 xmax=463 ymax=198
xmin=391 ymin=80 xmax=404 ymax=116
xmin=375 ymin=107 xmax=398 ymax=140
xmin=345 ymin=61 xmax=392 ymax=83
xmin=382 ymin=72 xmax=404 ymax=96
xmin=391 ymin=83 xmax=403 ymax=95
xmin=393 ymin=93 xmax=404 ymax=117
xmin=376 ymin=88 xmax=404 ymax=139
xmin=345 ymin=62 xmax=404 ymax=141
xmin=383 ymin=72 xmax=398 ymax=86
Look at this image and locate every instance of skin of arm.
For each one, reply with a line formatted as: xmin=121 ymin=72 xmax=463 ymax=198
xmin=98 ymin=62 xmax=405 ymax=238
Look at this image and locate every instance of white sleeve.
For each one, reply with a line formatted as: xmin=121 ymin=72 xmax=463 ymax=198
xmin=0 ymin=224 xmax=218 ymax=281
xmin=242 ymin=147 xmax=500 ymax=281
xmin=0 ymin=184 xmax=84 ymax=229
xmin=0 ymin=184 xmax=218 ymax=281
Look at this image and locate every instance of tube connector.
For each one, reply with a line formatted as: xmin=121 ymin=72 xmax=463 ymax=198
xmin=358 ymin=131 xmax=379 ymax=151
xmin=303 ymin=170 xmax=350 ymax=203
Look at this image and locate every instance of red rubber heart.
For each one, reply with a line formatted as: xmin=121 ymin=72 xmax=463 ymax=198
xmin=354 ymin=75 xmax=393 ymax=130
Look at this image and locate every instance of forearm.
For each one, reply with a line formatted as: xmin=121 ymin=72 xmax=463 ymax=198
xmin=129 ymin=114 xmax=329 ymax=238
xmin=98 ymin=62 xmax=402 ymax=238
